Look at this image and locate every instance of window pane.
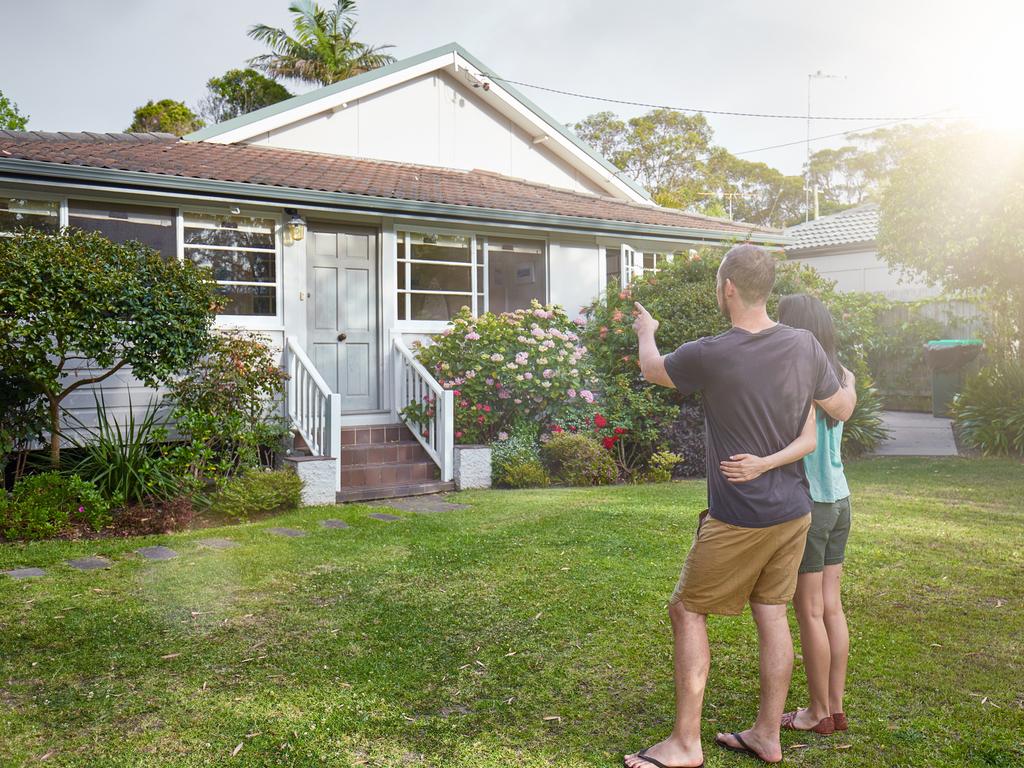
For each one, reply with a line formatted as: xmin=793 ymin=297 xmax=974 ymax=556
xmin=644 ymin=252 xmax=656 ymax=270
xmin=69 ymin=200 xmax=176 ymax=258
xmin=605 ymin=246 xmax=620 ymax=284
xmin=0 ymin=198 xmax=59 ymax=234
xmin=408 ymin=232 xmax=471 ymax=263
xmin=186 ymin=248 xmax=275 ymax=283
xmin=409 ymin=292 xmax=470 ymax=321
xmin=488 ymin=240 xmax=546 ymax=314
xmin=409 ymin=262 xmax=472 ymax=292
xmin=215 ymin=285 xmax=276 ymax=316
xmin=184 ymin=213 xmax=275 ymax=249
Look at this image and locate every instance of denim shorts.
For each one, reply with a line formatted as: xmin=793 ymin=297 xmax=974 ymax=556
xmin=798 ymin=496 xmax=852 ymax=574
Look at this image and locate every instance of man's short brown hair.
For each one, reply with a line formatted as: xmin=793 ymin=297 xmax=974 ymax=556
xmin=717 ymin=244 xmax=776 ymax=305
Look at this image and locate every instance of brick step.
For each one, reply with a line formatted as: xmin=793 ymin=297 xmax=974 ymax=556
xmin=341 ymin=423 xmax=417 ymax=447
xmin=341 ymin=460 xmax=439 ymax=488
xmin=336 ymin=480 xmax=456 ymax=504
xmin=342 ymin=440 xmax=431 ymax=467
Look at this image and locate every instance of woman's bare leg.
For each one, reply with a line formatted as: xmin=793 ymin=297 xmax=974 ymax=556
xmin=791 ymin=572 xmax=831 ymax=726
xmin=821 ymin=564 xmax=848 ymax=714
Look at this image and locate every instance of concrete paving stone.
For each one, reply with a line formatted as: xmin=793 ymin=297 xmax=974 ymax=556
xmin=368 ymin=512 xmax=401 ymax=522
xmin=320 ymin=519 xmax=350 ymax=529
xmin=873 ymin=411 xmax=958 ymax=457
xmin=267 ymin=527 xmax=307 ymax=537
xmin=196 ymin=538 xmax=239 ymax=549
xmin=136 ymin=545 xmax=178 ymax=561
xmin=67 ymin=556 xmax=113 ymax=571
xmin=2 ymin=567 xmax=46 ymax=579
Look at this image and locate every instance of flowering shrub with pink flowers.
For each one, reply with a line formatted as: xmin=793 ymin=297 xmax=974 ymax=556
xmin=411 ymin=301 xmax=600 ymax=444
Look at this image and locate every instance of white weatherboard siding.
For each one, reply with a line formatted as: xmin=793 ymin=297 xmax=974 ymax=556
xmin=788 ymin=249 xmax=939 ymax=300
xmin=246 ymin=71 xmax=607 ymax=198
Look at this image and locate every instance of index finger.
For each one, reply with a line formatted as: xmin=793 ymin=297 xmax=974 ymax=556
xmin=634 ymin=301 xmax=648 ymax=315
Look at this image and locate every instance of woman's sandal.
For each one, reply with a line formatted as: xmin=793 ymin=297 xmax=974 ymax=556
xmin=781 ymin=709 xmax=835 ymax=734
xmin=714 ymin=732 xmax=779 ymax=764
xmin=622 ymin=748 xmax=704 ymax=768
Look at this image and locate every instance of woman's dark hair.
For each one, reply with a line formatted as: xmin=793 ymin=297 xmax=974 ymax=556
xmin=778 ymin=294 xmax=847 ymax=427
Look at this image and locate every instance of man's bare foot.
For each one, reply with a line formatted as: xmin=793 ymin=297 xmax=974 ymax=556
xmin=714 ymin=728 xmax=782 ymax=764
xmin=623 ymin=734 xmax=703 ymax=768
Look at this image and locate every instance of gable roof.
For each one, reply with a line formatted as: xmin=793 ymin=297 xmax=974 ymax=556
xmin=0 ymin=132 xmax=782 ymax=243
xmin=785 ymin=203 xmax=879 ymax=253
xmin=185 ymin=42 xmax=652 ymax=204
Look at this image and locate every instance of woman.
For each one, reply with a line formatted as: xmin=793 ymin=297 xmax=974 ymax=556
xmin=777 ymin=293 xmax=854 ymax=735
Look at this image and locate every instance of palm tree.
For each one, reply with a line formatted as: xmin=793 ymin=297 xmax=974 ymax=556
xmin=248 ymin=0 xmax=396 ymax=87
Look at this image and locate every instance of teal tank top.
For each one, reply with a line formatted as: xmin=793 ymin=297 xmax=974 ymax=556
xmin=803 ymin=410 xmax=851 ymax=503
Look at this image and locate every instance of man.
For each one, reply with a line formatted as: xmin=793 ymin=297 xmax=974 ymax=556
xmin=624 ymin=244 xmax=856 ymax=768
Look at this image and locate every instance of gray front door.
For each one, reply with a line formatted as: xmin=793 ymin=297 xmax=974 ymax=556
xmin=307 ymin=224 xmax=380 ymax=412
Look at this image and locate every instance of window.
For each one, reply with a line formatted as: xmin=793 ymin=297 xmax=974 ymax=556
xmin=396 ymin=231 xmax=479 ymax=321
xmin=606 ymin=245 xmax=674 ymax=286
xmin=605 ymin=246 xmax=621 ymax=287
xmin=184 ymin=212 xmax=278 ymax=316
xmin=69 ymin=200 xmax=176 ymax=258
xmin=486 ymin=239 xmax=546 ymax=314
xmin=0 ymin=197 xmax=59 ymax=235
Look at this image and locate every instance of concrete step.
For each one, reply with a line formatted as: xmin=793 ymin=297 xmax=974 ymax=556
xmin=341 ymin=440 xmax=431 ymax=467
xmin=336 ymin=480 xmax=456 ymax=504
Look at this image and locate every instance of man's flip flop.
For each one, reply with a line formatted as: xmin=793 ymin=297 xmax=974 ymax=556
xmin=622 ymin=748 xmax=704 ymax=768
xmin=714 ymin=733 xmax=777 ymax=764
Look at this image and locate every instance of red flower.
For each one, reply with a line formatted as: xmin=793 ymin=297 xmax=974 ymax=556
xmin=593 ymin=413 xmax=608 ymax=428
xmin=482 ymin=405 xmax=491 ymax=413
xmin=551 ymin=425 xmax=564 ymax=434
xmin=477 ymin=415 xmax=485 ymax=423
xmin=453 ymin=389 xmax=461 ymax=397
xmin=613 ymin=427 xmax=627 ymax=435
xmin=602 ymin=436 xmax=617 ymax=450
xmin=455 ymin=430 xmax=463 ymax=439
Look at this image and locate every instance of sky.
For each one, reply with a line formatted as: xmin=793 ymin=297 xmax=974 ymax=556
xmin=2 ymin=0 xmax=1021 ymax=176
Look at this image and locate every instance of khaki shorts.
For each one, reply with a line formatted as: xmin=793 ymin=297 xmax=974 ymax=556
xmin=670 ymin=510 xmax=812 ymax=616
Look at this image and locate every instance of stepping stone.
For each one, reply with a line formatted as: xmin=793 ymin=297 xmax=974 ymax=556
xmin=375 ymin=496 xmax=470 ymax=514
xmin=320 ymin=519 xmax=349 ymax=529
xmin=2 ymin=567 xmax=46 ymax=579
xmin=136 ymin=545 xmax=178 ymax=561
xmin=368 ymin=512 xmax=400 ymax=522
xmin=267 ymin=527 xmax=306 ymax=537
xmin=197 ymin=537 xmax=238 ymax=549
xmin=67 ymin=556 xmax=112 ymax=571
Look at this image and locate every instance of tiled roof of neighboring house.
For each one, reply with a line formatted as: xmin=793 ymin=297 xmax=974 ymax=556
xmin=0 ymin=131 xmax=776 ymax=238
xmin=785 ymin=203 xmax=879 ymax=253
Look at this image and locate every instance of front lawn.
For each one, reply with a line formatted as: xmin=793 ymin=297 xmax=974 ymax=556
xmin=1 ymin=458 xmax=1022 ymax=767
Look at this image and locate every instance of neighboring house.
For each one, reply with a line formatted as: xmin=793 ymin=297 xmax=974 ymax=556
xmin=784 ymin=203 xmax=938 ymax=300
xmin=0 ymin=42 xmax=782 ymax=500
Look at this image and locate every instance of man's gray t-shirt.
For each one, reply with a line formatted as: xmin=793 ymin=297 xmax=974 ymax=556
xmin=664 ymin=323 xmax=841 ymax=528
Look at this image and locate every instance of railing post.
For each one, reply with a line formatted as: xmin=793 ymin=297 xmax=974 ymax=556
xmin=441 ymin=388 xmax=454 ymax=482
xmin=393 ymin=340 xmax=404 ymax=422
xmin=327 ymin=392 xmax=342 ymax=492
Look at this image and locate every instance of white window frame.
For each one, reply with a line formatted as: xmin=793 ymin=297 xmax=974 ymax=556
xmin=0 ymin=191 xmax=64 ymax=236
xmin=181 ymin=206 xmax=284 ymax=330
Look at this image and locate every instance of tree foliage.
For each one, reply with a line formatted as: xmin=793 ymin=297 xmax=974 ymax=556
xmin=248 ymin=0 xmax=395 ymax=86
xmin=199 ymin=68 xmax=293 ymax=124
xmin=0 ymin=89 xmax=28 ymax=130
xmin=127 ymin=99 xmax=204 ymax=135
xmin=878 ymin=127 xmax=1024 ymax=345
xmin=0 ymin=229 xmax=217 ymax=466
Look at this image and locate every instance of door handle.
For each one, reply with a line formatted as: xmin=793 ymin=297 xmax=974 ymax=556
xmin=337 ymin=333 xmax=348 ymax=342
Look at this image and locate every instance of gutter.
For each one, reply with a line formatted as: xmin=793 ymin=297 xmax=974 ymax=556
xmin=0 ymin=158 xmax=790 ymax=247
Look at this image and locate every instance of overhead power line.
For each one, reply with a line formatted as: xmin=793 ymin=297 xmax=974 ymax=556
xmin=480 ymin=73 xmax=959 ymax=122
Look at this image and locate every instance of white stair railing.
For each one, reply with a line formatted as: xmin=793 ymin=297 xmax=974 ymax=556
xmin=393 ymin=337 xmax=454 ymax=482
xmin=285 ymin=336 xmax=341 ymax=491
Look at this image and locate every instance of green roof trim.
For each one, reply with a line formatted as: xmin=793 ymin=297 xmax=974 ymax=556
xmin=0 ymin=157 xmax=786 ymax=246
xmin=184 ymin=42 xmax=653 ymax=202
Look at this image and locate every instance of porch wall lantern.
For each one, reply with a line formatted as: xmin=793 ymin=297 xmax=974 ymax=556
xmin=285 ymin=209 xmax=306 ymax=243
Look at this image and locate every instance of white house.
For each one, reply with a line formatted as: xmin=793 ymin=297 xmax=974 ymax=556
xmin=784 ymin=203 xmax=938 ymax=300
xmin=0 ymin=42 xmax=782 ymax=500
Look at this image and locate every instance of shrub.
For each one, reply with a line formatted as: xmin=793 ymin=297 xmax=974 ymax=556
xmin=491 ymin=423 xmax=550 ymax=488
xmin=641 ymin=451 xmax=682 ymax=483
xmin=206 ymin=468 xmax=303 ymax=520
xmin=64 ymin=396 xmax=183 ymax=503
xmin=540 ymin=433 xmax=617 ymax=486
xmin=0 ymin=472 xmax=111 ymax=541
xmin=952 ymin=361 xmax=1024 ymax=456
xmin=663 ymin=400 xmax=707 ymax=477
xmin=412 ymin=302 xmax=599 ymax=444
xmin=0 ymin=228 xmax=215 ymax=467
xmin=842 ymin=364 xmax=890 ymax=458
xmin=0 ymin=372 xmax=47 ymax=480
xmin=169 ymin=330 xmax=290 ymax=481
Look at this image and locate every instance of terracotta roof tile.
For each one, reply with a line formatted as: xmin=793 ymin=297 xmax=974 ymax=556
xmin=0 ymin=132 xmax=777 ymax=236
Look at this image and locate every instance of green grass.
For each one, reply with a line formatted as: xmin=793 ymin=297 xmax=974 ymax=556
xmin=1 ymin=457 xmax=1022 ymax=767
